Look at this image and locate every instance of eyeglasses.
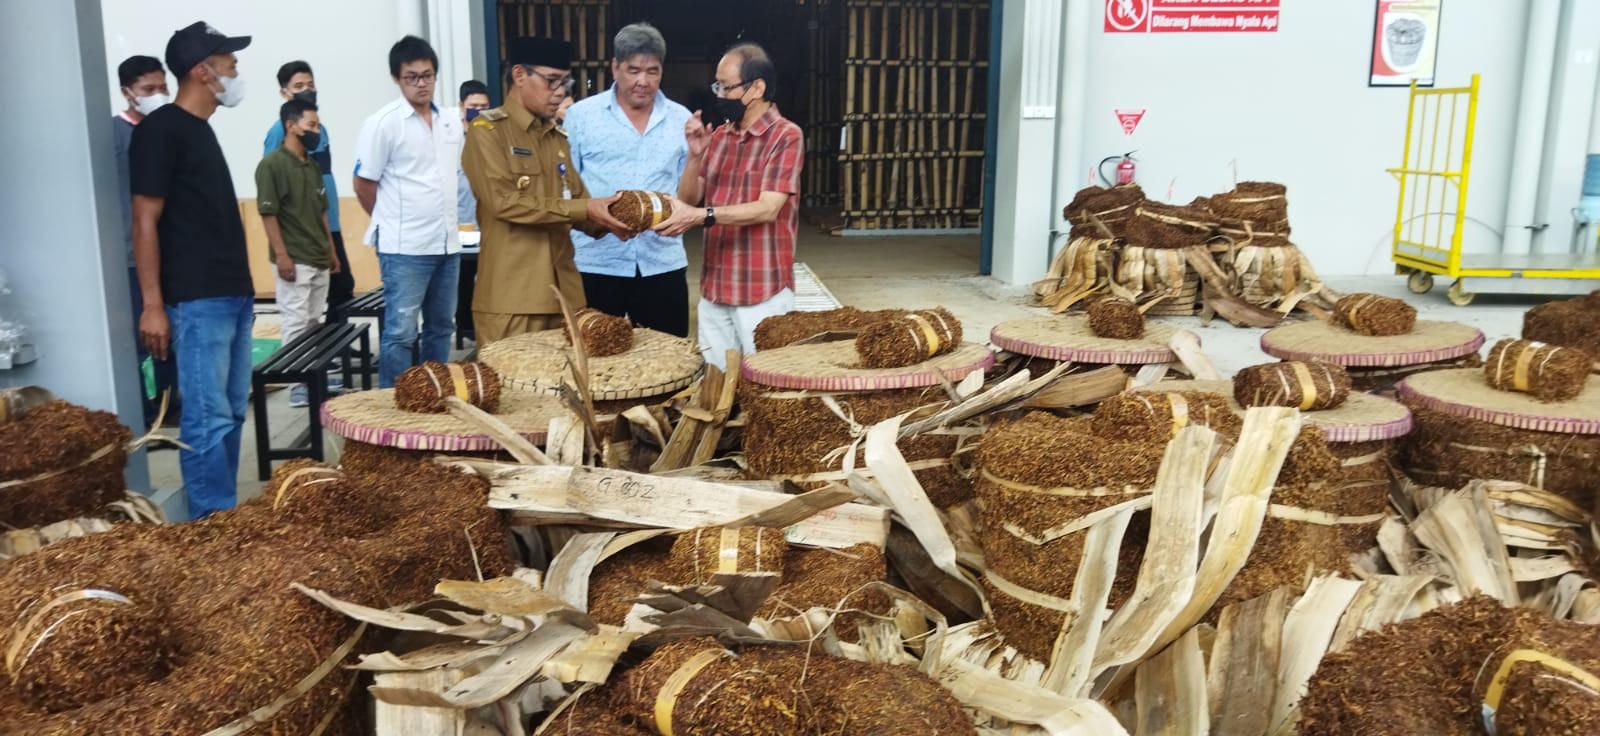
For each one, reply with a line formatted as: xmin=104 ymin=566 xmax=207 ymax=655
xmin=533 ymin=71 xmax=576 ymax=93
xmin=710 ymin=79 xmax=752 ymax=96
xmin=400 ymin=72 xmax=436 ymax=87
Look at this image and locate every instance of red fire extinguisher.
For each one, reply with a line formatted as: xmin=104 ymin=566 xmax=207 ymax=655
xmin=1099 ymin=151 xmax=1137 ymax=187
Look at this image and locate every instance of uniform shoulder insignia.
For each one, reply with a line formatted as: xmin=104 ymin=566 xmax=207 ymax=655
xmin=471 ymin=118 xmax=495 ymax=129
xmin=481 ymin=108 xmax=509 ymax=121
xmin=553 ymin=126 xmax=569 ymax=138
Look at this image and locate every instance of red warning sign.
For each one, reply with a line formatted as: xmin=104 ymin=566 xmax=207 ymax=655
xmin=1115 ymin=109 xmax=1146 ymax=136
xmin=1105 ymin=0 xmax=1280 ymax=34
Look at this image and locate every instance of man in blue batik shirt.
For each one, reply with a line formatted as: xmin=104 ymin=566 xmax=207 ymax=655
xmin=565 ymin=22 xmax=692 ymax=337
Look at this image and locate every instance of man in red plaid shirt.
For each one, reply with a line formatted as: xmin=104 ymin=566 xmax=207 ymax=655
xmin=655 ymin=43 xmax=803 ymax=370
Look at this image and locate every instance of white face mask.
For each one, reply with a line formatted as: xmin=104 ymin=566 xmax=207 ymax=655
xmin=132 ymin=93 xmax=167 ymax=116
xmin=206 ymin=65 xmax=246 ymax=108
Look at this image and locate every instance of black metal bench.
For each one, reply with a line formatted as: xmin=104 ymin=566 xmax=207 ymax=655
xmin=251 ymin=322 xmax=371 ymax=480
xmin=329 ymin=288 xmax=388 ymax=383
xmin=330 ymin=287 xmax=386 ymax=323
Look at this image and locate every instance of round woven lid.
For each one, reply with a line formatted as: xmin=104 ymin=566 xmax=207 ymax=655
xmin=742 ymin=340 xmax=994 ymax=391
xmin=989 ymin=315 xmax=1180 ymax=364
xmin=1397 ymin=368 xmax=1600 ymax=435
xmin=1132 ymin=379 xmax=1414 ymax=442
xmin=1260 ymin=320 xmax=1483 ymax=368
xmin=321 ymin=388 xmax=565 ymax=450
xmin=478 ymin=327 xmax=703 ymax=401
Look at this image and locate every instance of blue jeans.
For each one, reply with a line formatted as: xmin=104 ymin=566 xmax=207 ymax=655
xmin=378 ymin=252 xmax=459 ymax=387
xmin=167 ymin=295 xmax=253 ymax=519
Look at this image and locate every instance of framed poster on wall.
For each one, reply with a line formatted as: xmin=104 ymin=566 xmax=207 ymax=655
xmin=1370 ymin=0 xmax=1442 ymax=86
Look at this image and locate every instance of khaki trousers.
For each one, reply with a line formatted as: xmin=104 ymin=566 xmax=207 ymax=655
xmin=473 ymin=311 xmax=561 ymax=345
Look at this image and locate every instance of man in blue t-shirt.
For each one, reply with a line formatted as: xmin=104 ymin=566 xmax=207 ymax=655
xmin=263 ymin=60 xmax=353 ymax=311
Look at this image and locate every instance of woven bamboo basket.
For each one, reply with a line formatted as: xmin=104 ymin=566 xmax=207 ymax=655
xmin=740 ymin=340 xmax=994 ymax=509
xmin=321 ymin=388 xmax=564 ymax=453
xmin=753 ymin=307 xmax=905 ymax=350
xmin=1133 ymin=379 xmax=1413 ymax=443
xmin=1398 ymin=367 xmax=1600 ymax=514
xmin=0 ymin=401 xmax=131 ymax=528
xmin=990 ymin=314 xmax=1180 ymax=366
xmin=478 ymin=326 xmax=703 ymax=401
xmin=1261 ymin=319 xmax=1485 ymax=392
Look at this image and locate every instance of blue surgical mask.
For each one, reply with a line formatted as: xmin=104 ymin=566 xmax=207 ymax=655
xmin=465 ymin=108 xmax=482 ymax=122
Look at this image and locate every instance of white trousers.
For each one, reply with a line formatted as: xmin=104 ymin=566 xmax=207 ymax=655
xmin=696 ymin=288 xmax=795 ymax=370
xmin=275 ymin=263 xmax=330 ymax=347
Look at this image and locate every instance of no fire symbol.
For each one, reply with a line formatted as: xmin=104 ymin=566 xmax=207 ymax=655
xmin=1106 ymin=0 xmax=1149 ymax=32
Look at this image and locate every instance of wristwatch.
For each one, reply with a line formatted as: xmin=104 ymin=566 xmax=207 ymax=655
xmin=703 ymin=207 xmax=716 ymax=227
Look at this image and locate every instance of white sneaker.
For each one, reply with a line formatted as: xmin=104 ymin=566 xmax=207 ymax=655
xmin=288 ymin=385 xmax=309 ymax=408
xmin=327 ymin=372 xmax=345 ymax=391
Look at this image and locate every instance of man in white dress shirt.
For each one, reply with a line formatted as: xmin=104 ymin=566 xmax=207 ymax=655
xmin=352 ymin=35 xmax=462 ymax=387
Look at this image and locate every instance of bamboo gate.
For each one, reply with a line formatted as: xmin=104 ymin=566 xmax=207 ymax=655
xmin=496 ymin=0 xmax=991 ymax=232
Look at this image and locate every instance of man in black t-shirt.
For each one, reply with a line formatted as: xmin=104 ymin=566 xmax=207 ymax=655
xmin=129 ymin=21 xmax=254 ymax=519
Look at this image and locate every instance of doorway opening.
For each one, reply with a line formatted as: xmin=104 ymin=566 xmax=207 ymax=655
xmin=493 ymin=0 xmax=992 ymax=232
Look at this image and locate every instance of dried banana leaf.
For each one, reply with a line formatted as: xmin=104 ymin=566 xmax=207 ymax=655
xmin=1207 ymin=588 xmax=1288 ymax=736
xmin=1134 ymin=628 xmax=1208 ymax=736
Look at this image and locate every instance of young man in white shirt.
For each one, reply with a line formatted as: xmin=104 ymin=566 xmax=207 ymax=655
xmin=352 ymin=35 xmax=463 ymax=387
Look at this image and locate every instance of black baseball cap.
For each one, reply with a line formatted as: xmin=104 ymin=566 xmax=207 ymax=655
xmin=164 ymin=21 xmax=251 ymax=78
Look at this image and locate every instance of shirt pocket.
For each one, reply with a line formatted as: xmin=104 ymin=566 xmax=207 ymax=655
xmin=506 ymin=152 xmax=545 ymax=193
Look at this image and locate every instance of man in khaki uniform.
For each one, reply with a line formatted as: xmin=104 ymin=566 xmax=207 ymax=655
xmin=463 ymin=37 xmax=632 ymax=344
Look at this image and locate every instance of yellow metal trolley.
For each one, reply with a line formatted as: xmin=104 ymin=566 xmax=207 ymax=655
xmin=1389 ymin=74 xmax=1600 ymax=305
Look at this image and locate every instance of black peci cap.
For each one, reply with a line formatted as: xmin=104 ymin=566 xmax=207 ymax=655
xmin=165 ymin=21 xmax=251 ymax=78
xmin=505 ymin=37 xmax=573 ymax=69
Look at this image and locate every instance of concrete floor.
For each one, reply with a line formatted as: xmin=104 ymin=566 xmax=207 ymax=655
xmin=145 ymin=230 xmax=1546 ymax=518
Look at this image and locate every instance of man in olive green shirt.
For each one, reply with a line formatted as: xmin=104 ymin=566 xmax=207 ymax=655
xmin=256 ymin=98 xmax=341 ymax=407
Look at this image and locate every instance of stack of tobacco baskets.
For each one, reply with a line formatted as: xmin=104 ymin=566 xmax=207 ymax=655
xmin=1038 ymin=182 xmax=1340 ymax=327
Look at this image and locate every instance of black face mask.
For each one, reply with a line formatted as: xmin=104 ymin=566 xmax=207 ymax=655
xmin=297 ymin=129 xmax=321 ymax=150
xmin=712 ymin=96 xmax=747 ymax=126
xmin=292 ymin=89 xmax=317 ymax=106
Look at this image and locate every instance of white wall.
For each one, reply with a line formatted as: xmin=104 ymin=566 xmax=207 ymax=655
xmin=1533 ymin=0 xmax=1600 ymax=252
xmin=2 ymin=0 xmax=149 ymax=489
xmin=98 ymin=0 xmax=482 ymax=199
xmin=993 ymin=0 xmax=1534 ymax=279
